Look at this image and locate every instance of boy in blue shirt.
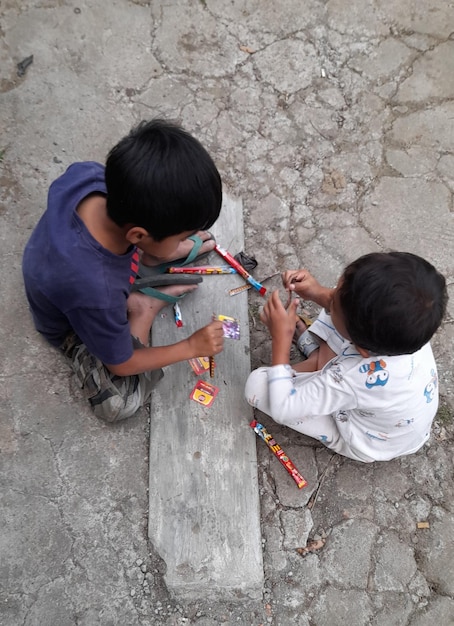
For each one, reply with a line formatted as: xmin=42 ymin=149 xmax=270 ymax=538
xmin=23 ymin=119 xmax=224 ymax=422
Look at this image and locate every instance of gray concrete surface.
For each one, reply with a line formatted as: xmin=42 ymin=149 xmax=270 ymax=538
xmin=1 ymin=1 xmax=453 ymax=625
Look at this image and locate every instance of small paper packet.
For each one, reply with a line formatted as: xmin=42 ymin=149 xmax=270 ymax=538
xmin=188 ymin=357 xmax=211 ymax=375
xmin=190 ymin=380 xmax=219 ymax=407
xmin=216 ymin=314 xmax=240 ymax=340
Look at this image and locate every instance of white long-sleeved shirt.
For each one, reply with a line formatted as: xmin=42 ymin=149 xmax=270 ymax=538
xmin=266 ymin=340 xmax=438 ymax=461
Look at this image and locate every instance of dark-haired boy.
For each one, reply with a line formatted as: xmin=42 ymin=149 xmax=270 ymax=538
xmin=245 ymin=252 xmax=448 ymax=462
xmin=23 ymin=119 xmax=224 ymax=421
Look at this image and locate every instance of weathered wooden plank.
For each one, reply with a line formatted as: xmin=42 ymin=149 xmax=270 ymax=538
xmin=148 ymin=194 xmax=264 ymax=601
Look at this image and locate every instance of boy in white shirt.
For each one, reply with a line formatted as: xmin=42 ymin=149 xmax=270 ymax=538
xmin=245 ymin=252 xmax=447 ymax=462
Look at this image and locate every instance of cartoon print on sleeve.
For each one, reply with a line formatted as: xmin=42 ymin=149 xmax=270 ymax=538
xmin=334 ymin=410 xmax=349 ymax=423
xmin=365 ymin=431 xmax=389 ymax=442
xmin=395 ymin=418 xmax=415 ymax=427
xmin=359 ymin=359 xmax=389 ymax=389
xmin=327 ymin=362 xmax=344 ymax=384
xmin=423 ymin=368 xmax=438 ymax=403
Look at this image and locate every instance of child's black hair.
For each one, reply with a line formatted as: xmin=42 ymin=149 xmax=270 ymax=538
xmin=105 ymin=119 xmax=222 ymax=240
xmin=338 ymin=252 xmax=448 ymax=355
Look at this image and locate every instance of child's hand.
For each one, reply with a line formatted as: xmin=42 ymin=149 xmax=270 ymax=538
xmin=261 ymin=290 xmax=299 ymax=343
xmin=281 ymin=269 xmax=322 ymax=301
xmin=188 ymin=320 xmax=224 ymax=357
xmin=282 ymin=269 xmax=336 ymax=310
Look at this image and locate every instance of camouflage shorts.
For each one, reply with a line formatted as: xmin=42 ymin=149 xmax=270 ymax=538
xmin=60 ymin=333 xmax=164 ymax=423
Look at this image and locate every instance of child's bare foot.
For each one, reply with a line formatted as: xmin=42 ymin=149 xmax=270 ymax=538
xmin=293 ymin=314 xmax=308 ymax=345
xmin=128 ymin=284 xmax=198 ymax=315
xmin=292 ymin=313 xmax=322 ymax=372
xmin=141 ymin=231 xmax=215 ymax=267
xmin=127 ymin=285 xmax=198 ymax=344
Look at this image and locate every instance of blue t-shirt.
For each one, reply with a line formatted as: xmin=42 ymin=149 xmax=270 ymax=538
xmin=22 ymin=162 xmax=138 ymax=365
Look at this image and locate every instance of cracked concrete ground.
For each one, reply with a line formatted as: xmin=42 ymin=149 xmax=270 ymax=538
xmin=1 ymin=0 xmax=453 ymax=624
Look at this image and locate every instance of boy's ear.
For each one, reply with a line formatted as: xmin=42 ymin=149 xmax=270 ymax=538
xmin=125 ymin=226 xmax=150 ymax=245
xmin=357 ymin=346 xmax=371 ymax=358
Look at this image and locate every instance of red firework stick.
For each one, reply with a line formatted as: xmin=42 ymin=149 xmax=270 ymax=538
xmin=250 ymin=420 xmax=307 ymax=489
xmin=167 ymin=265 xmax=236 ymax=274
xmin=229 ymin=272 xmax=281 ymax=296
xmin=214 ymin=245 xmax=266 ymax=296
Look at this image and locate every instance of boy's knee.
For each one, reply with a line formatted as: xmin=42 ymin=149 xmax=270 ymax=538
xmin=70 ymin=342 xmax=163 ymax=422
xmin=245 ymin=367 xmax=269 ymax=408
xmin=89 ymin=367 xmax=164 ymax=423
xmin=90 ymin=394 xmax=133 ymax=423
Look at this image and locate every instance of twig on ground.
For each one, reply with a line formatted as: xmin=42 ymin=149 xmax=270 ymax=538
xmin=307 ymin=454 xmax=336 ymax=511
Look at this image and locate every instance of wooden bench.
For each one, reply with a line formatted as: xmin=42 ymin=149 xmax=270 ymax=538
xmin=148 ymin=194 xmax=264 ymax=601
